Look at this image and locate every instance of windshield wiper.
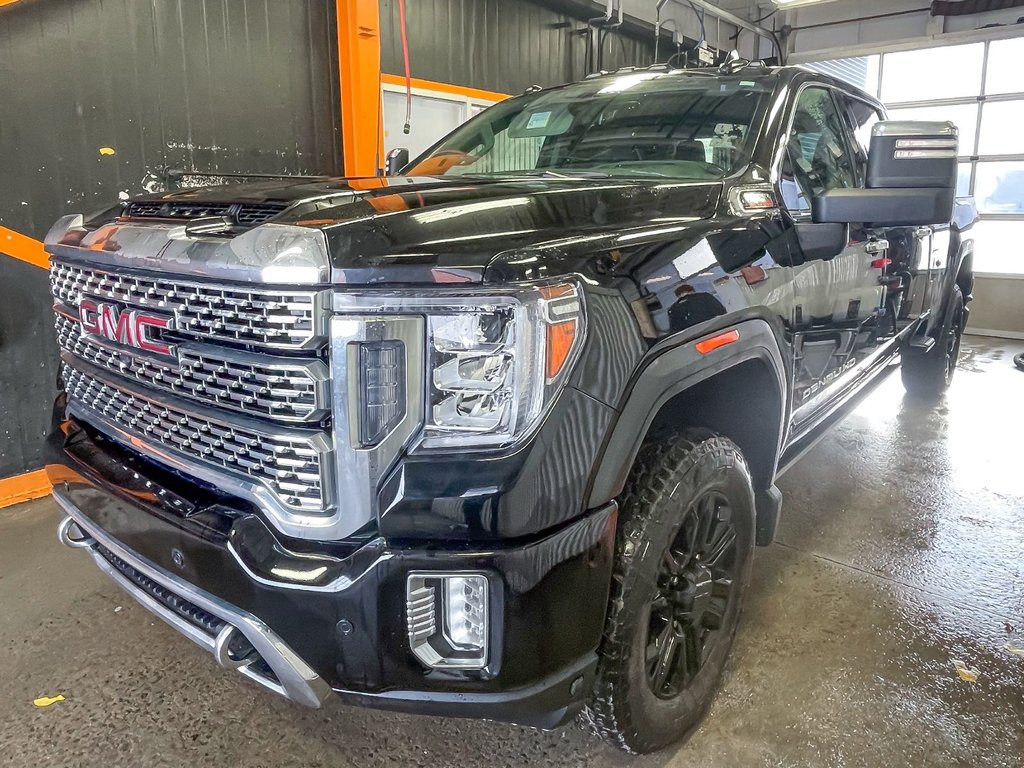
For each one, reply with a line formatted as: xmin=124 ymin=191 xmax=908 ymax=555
xmin=522 ymin=169 xmax=612 ymax=179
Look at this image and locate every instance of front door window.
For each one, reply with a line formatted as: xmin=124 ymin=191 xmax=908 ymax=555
xmin=780 ymin=87 xmax=858 ymax=214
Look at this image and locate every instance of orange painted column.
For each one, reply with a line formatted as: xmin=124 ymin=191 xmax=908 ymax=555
xmin=336 ymin=0 xmax=383 ymax=178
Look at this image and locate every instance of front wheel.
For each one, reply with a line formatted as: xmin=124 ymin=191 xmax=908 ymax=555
xmin=581 ymin=430 xmax=755 ymax=754
xmin=901 ymin=285 xmax=965 ymax=400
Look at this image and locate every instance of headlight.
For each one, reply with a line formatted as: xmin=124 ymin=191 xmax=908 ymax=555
xmin=421 ymin=282 xmax=584 ymax=449
xmin=333 ymin=281 xmax=585 ymax=453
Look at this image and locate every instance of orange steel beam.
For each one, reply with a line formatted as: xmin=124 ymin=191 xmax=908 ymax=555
xmin=337 ymin=0 xmax=383 ymax=178
xmin=0 ymin=469 xmax=52 ymax=509
xmin=0 ymin=226 xmax=48 ymax=269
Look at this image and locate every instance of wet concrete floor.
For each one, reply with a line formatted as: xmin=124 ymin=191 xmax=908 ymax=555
xmin=2 ymin=336 xmax=1022 ymax=767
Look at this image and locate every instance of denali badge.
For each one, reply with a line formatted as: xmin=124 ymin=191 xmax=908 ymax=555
xmin=79 ymin=299 xmax=175 ymax=358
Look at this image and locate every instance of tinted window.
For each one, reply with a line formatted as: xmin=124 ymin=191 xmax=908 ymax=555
xmin=780 ymin=87 xmax=858 ymax=213
xmin=407 ymin=73 xmax=771 ymax=181
xmin=838 ymin=93 xmax=881 ymax=184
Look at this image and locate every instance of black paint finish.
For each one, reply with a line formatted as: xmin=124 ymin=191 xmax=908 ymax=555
xmin=49 ymin=66 xmax=966 ymax=542
xmin=43 ymin=66 xmax=974 ymax=726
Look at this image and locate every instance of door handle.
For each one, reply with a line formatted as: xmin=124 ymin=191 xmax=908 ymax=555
xmin=865 ymin=239 xmax=889 ymax=254
xmin=913 ymin=227 xmax=932 ymax=239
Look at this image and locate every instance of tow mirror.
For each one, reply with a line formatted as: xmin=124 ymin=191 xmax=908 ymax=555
xmin=812 ymin=121 xmax=958 ymax=227
xmin=385 ymin=147 xmax=410 ymax=177
xmin=766 ymin=219 xmax=849 ymax=266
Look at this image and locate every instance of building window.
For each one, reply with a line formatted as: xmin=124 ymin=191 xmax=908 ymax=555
xmin=808 ymin=37 xmax=1024 ymax=275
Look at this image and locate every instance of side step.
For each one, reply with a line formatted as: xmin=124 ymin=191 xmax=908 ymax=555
xmin=906 ymin=335 xmax=936 ymax=355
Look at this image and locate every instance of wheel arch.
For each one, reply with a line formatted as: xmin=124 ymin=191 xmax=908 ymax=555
xmin=587 ymin=317 xmax=789 ymax=542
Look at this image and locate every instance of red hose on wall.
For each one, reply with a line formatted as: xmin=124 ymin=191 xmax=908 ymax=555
xmin=398 ymin=0 xmax=412 ymax=134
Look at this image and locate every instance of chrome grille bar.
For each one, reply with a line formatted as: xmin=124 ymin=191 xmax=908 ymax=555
xmin=50 ymin=260 xmax=326 ymax=351
xmin=61 ymin=362 xmax=332 ymax=516
xmin=55 ymin=313 xmax=329 ymax=422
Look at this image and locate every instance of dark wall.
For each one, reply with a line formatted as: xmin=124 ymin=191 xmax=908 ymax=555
xmin=0 ymin=0 xmax=342 ymax=478
xmin=380 ymin=0 xmax=658 ymax=95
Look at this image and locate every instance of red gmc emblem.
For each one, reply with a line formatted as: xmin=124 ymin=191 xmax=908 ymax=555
xmin=79 ymin=299 xmax=175 ymax=357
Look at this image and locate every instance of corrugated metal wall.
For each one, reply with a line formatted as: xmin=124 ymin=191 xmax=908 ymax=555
xmin=380 ymin=0 xmax=657 ymax=95
xmin=0 ymin=0 xmax=341 ymax=478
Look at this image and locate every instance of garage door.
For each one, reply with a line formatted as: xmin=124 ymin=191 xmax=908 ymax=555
xmin=806 ymin=36 xmax=1024 ymax=277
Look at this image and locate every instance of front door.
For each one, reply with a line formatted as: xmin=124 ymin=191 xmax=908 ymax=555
xmin=778 ymin=86 xmax=889 ymax=428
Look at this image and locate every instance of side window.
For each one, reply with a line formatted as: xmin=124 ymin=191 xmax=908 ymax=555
xmin=839 ymin=94 xmax=882 ymax=185
xmin=780 ymin=87 xmax=858 ymax=214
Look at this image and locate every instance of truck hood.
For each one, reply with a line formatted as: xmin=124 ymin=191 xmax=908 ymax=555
xmin=52 ymin=176 xmax=723 ymax=286
xmin=282 ymin=176 xmax=722 ymax=283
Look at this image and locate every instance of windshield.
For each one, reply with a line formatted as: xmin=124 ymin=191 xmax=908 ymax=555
xmin=406 ymin=72 xmax=772 ymax=181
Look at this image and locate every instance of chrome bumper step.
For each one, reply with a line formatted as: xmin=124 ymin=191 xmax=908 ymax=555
xmin=54 ymin=488 xmax=330 ymax=708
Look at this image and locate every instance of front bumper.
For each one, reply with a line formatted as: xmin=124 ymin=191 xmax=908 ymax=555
xmin=55 ymin=500 xmax=331 ymax=708
xmin=47 ymin=419 xmax=616 ymax=728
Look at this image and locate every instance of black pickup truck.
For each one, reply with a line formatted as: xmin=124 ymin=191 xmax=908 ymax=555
xmin=45 ymin=64 xmax=974 ymax=753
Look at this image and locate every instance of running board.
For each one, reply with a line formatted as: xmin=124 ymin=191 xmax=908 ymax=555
xmin=778 ymin=357 xmax=901 ymax=477
xmin=906 ymin=335 xmax=936 ymax=354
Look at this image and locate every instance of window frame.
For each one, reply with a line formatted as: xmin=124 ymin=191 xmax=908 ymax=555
xmin=835 ymin=91 xmax=884 ymax=187
xmin=773 ymin=81 xmax=868 ymax=220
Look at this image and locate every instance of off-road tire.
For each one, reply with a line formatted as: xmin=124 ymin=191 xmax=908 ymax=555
xmin=580 ymin=429 xmax=756 ymax=754
xmin=902 ymin=285 xmax=965 ymax=400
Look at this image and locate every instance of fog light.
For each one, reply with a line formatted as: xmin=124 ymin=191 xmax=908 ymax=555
xmin=407 ymin=572 xmax=489 ymax=669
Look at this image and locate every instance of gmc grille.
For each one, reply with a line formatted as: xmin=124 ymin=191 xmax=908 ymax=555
xmin=51 ymin=254 xmax=335 ymax=519
xmin=54 ymin=314 xmax=328 ymax=422
xmin=61 ymin=364 xmax=331 ymax=514
xmin=50 ymin=261 xmax=324 ymax=351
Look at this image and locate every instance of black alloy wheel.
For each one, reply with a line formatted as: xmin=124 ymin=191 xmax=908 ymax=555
xmin=645 ymin=491 xmax=738 ymax=699
xmin=943 ymin=290 xmax=965 ymax=383
xmin=582 ymin=429 xmax=755 ymax=754
xmin=902 ymin=284 xmax=966 ymax=399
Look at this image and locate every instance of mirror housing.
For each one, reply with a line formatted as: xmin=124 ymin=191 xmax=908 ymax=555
xmin=792 ymin=221 xmax=849 ymax=263
xmin=813 ymin=121 xmax=958 ymax=227
xmin=385 ymin=147 xmax=410 ymax=177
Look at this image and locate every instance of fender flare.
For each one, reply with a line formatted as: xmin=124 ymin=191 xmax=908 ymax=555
xmin=586 ymin=315 xmax=790 ymax=509
xmin=953 ymin=236 xmax=974 ymax=292
xmin=934 ymin=235 xmax=974 ymax=328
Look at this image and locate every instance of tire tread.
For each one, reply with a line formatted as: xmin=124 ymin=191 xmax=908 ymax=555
xmin=581 ymin=428 xmax=750 ymax=753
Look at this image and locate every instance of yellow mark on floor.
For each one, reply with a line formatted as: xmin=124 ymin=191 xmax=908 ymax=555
xmin=32 ymin=694 xmax=65 ymax=708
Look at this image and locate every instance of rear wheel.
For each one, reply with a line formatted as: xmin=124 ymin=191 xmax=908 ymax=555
xmin=581 ymin=430 xmax=755 ymax=754
xmin=901 ymin=285 xmax=965 ymax=399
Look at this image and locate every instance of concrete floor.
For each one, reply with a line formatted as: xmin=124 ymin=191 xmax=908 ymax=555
xmin=2 ymin=335 xmax=1023 ymax=768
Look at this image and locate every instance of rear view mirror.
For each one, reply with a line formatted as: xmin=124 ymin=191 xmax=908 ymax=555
xmin=812 ymin=121 xmax=958 ymax=227
xmin=385 ymin=147 xmax=410 ymax=177
xmin=868 ymin=121 xmax=958 ymax=188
